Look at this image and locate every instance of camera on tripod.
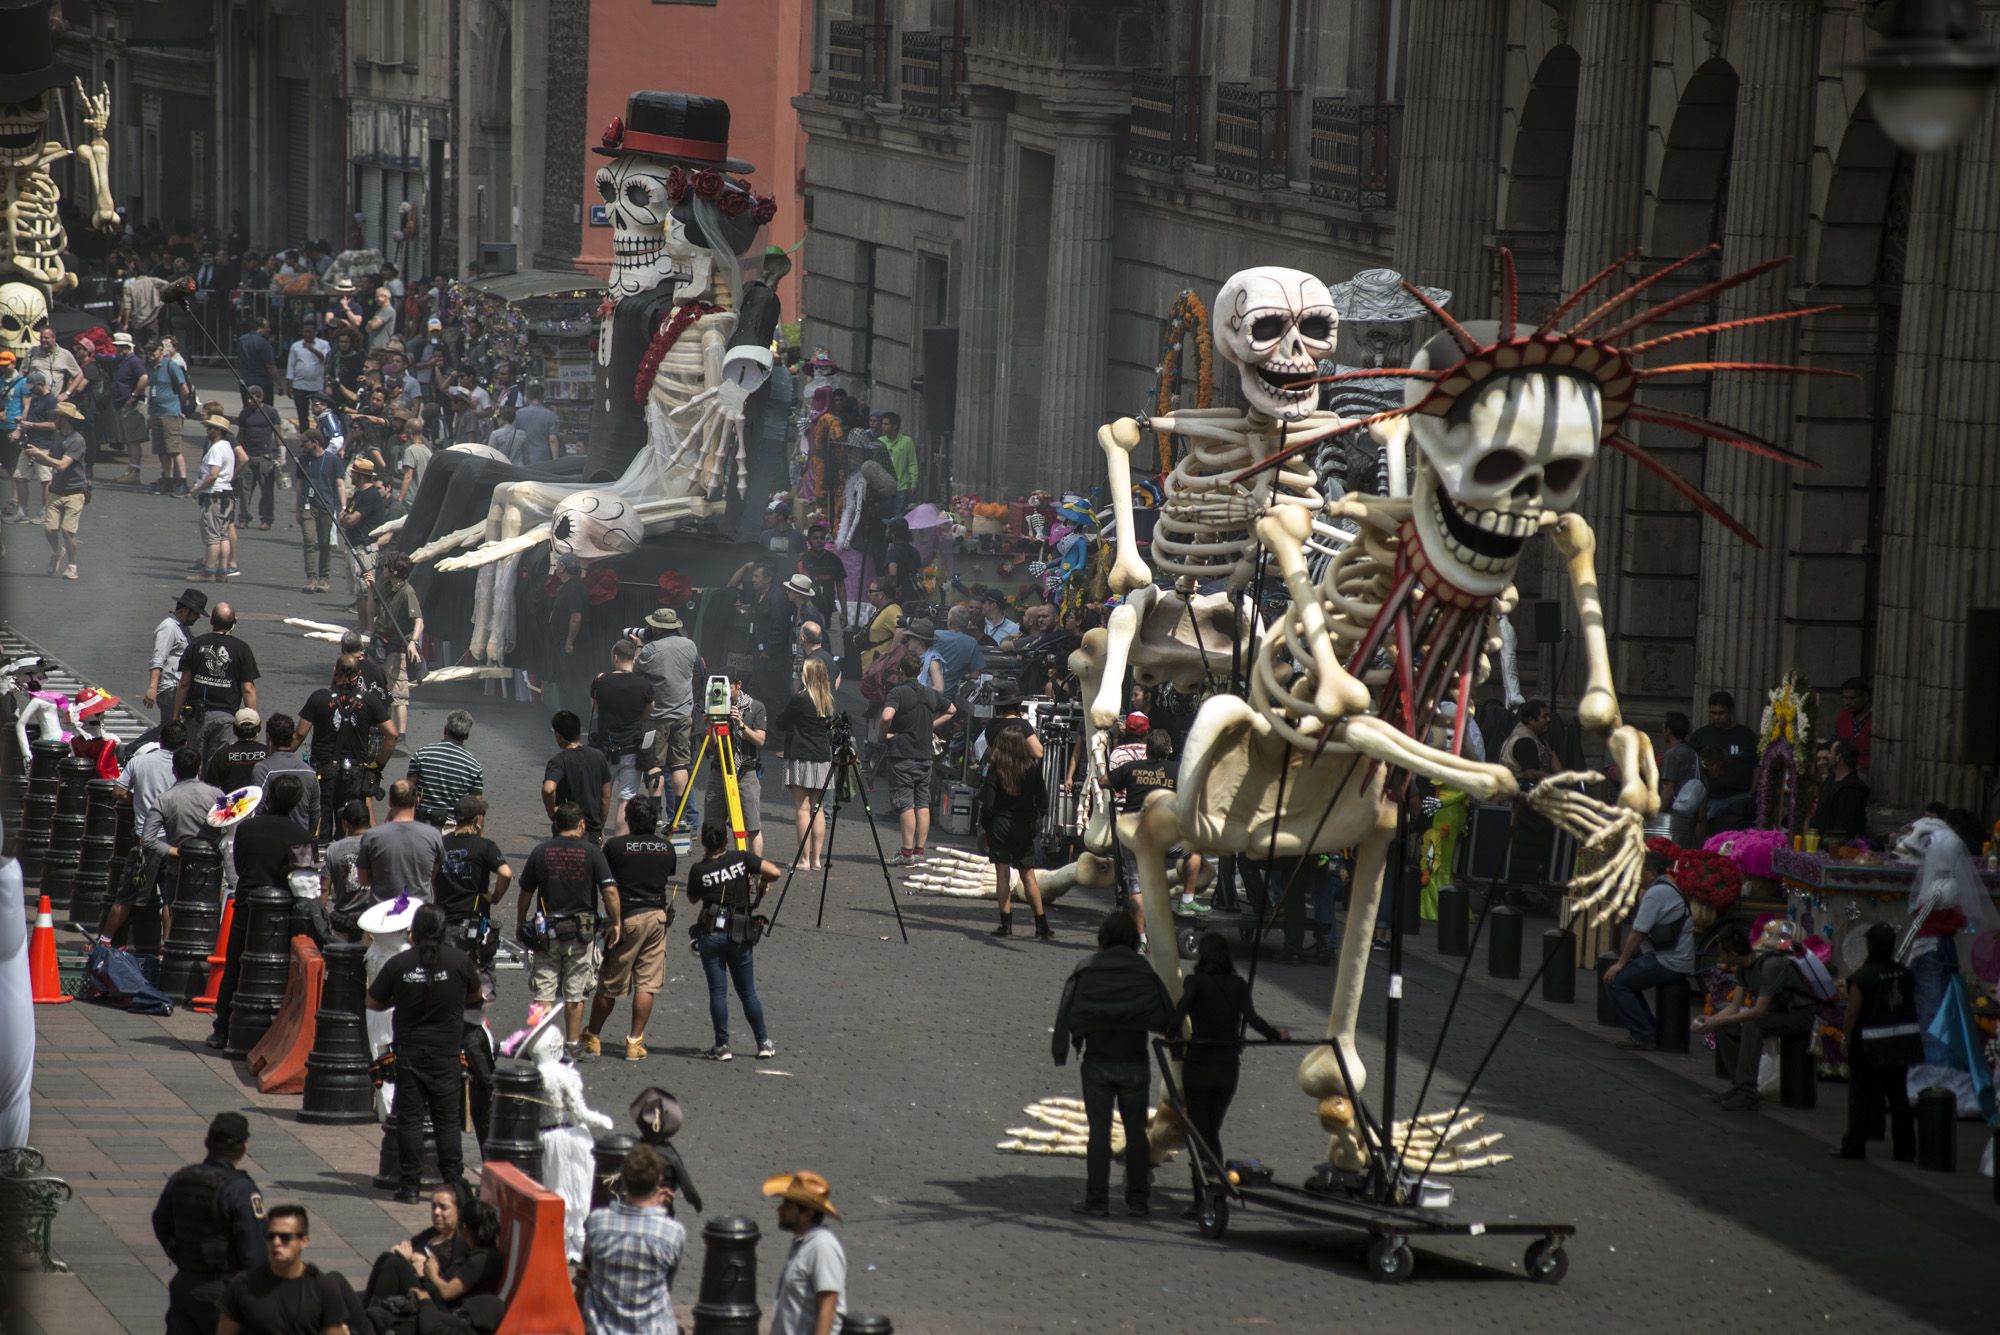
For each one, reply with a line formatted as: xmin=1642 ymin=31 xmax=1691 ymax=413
xmin=705 ymin=674 xmax=732 ymax=722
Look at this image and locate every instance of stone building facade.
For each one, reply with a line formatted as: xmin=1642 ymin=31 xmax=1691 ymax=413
xmin=798 ymin=0 xmax=2000 ymax=814
xmin=345 ymin=0 xmax=457 ymax=278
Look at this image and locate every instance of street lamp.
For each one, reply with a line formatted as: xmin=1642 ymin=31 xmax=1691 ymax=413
xmin=1859 ymin=0 xmax=2000 ymax=153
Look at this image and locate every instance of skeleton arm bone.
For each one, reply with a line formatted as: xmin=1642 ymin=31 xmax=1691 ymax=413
xmin=1254 ymin=506 xmax=1372 ymax=719
xmin=1090 ymin=584 xmax=1157 ymax=730
xmin=1551 ymin=514 xmax=1619 ymax=734
xmin=1335 ymin=715 xmax=1518 ymax=803
xmin=1098 ymin=419 xmax=1151 ymax=594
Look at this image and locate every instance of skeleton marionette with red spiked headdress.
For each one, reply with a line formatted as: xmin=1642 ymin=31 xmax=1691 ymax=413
xmin=1052 ymin=245 xmax=1848 ymax=1178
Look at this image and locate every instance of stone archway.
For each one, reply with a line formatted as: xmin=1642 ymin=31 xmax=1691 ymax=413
xmin=1609 ymin=58 xmax=1739 ymax=714
xmin=1790 ymin=106 xmax=1910 ymax=686
xmin=1498 ymin=45 xmax=1580 ymax=313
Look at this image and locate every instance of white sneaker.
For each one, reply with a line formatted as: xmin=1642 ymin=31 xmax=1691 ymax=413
xmin=756 ymin=1041 xmax=777 ymax=1059
xmin=704 ymin=1045 xmax=733 ymax=1062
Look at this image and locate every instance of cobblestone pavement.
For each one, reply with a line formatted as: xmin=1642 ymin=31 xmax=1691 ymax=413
xmin=8 ymin=457 xmax=1998 ymax=1332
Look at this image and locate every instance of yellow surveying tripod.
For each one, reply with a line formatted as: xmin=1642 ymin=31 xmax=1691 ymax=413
xmin=670 ymin=675 xmax=750 ymax=850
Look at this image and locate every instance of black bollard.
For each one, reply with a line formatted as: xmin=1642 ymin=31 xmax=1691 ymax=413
xmin=300 ymin=942 xmax=377 ymax=1124
xmin=593 ymin=1133 xmax=637 ymax=1210
xmin=1654 ymin=981 xmax=1691 ymax=1054
xmin=1915 ymin=1088 xmax=1956 ymax=1171
xmin=845 ymin=1318 xmax=894 ymax=1335
xmin=83 ymin=778 xmax=120 ymax=837
xmin=54 ymin=755 xmax=92 ymax=815
xmin=112 ymin=789 xmax=135 ymax=859
xmin=1436 ymin=884 xmax=1469 ymax=957
xmin=17 ymin=737 xmax=67 ymax=884
xmin=692 ymin=1216 xmax=762 ymax=1334
xmin=1595 ymin=952 xmax=1622 ymax=1027
xmin=225 ymin=883 xmax=295 ymax=1056
xmin=39 ymin=814 xmax=83 ymax=911
xmin=1486 ymin=905 xmax=1522 ymax=980
xmin=374 ymin=1123 xmax=442 ymax=1191
xmin=1398 ymin=864 xmax=1422 ymax=936
xmin=487 ymin=1060 xmax=545 ymax=1183
xmin=158 ymin=844 xmax=225 ymax=1003
xmin=1540 ymin=929 xmax=1576 ymax=1003
xmin=68 ymin=778 xmax=123 ymax=932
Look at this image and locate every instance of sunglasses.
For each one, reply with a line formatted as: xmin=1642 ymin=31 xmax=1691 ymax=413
xmin=264 ymin=1230 xmax=303 ymax=1243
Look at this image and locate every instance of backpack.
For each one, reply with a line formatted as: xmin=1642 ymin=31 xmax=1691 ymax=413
xmin=1788 ymin=948 xmax=1839 ymax=1005
xmin=1643 ymin=879 xmax=1688 ymax=950
xmin=861 ymin=640 xmax=914 ymax=706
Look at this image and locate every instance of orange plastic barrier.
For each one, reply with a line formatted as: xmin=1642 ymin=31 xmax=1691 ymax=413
xmin=29 ymin=895 xmax=70 ymax=1005
xmin=189 ymin=896 xmax=234 ymax=1014
xmin=248 ymin=935 xmax=323 ymax=1094
xmin=482 ymin=1161 xmax=584 ymax=1335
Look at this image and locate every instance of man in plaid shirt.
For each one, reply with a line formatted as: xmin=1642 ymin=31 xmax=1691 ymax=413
xmin=581 ymin=1144 xmax=686 ymax=1334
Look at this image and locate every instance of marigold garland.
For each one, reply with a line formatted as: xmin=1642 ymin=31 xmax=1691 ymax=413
xmin=1152 ymin=290 xmax=1214 ymax=475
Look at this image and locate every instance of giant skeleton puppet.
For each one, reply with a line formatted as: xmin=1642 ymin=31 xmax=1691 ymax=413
xmin=416 ymin=93 xmax=779 ymax=671
xmin=0 ymin=0 xmax=116 ymax=357
xmin=1071 ymin=247 xmax=1838 ymax=1177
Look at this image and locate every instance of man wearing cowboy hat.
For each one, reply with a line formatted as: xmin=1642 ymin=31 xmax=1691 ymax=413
xmin=764 ymin=1170 xmax=846 ymax=1335
xmin=635 ymin=606 xmax=703 ymax=821
xmin=189 ymin=413 xmax=244 ymax=581
xmin=22 ymin=400 xmax=89 ymax=579
xmin=341 ymin=456 xmax=390 ymax=619
xmin=145 ymin=587 xmax=207 ymax=723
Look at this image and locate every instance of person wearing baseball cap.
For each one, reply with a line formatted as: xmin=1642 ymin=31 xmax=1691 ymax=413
xmin=205 ymin=707 xmax=268 ymax=792
xmin=764 ymin=1170 xmax=846 ymax=1334
xmin=154 ymin=1110 xmax=266 ymax=1335
xmin=143 ymin=587 xmax=207 ymax=722
xmin=1111 ymin=712 xmax=1151 ymax=767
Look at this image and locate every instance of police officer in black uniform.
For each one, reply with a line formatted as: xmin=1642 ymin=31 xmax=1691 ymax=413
xmin=152 ymin=1111 xmax=265 ymax=1335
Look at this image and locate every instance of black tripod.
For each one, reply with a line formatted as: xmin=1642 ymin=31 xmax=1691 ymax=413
xmin=766 ymin=720 xmax=910 ymax=944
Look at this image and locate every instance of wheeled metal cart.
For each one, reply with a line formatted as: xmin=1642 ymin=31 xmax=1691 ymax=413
xmin=1153 ymin=1037 xmax=1575 ymax=1284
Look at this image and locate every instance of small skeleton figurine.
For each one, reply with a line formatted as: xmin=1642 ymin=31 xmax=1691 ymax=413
xmin=1 ymin=0 xmax=118 ymax=297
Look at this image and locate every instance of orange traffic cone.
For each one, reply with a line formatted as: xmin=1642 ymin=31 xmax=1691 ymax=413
xmin=190 ymin=896 xmax=233 ymax=1015
xmin=29 ymin=895 xmax=71 ymax=1005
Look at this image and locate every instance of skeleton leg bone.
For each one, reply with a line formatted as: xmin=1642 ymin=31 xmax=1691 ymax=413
xmin=1300 ymin=812 xmax=1396 ymax=1172
xmin=1131 ymin=789 xmax=1188 ymax=1159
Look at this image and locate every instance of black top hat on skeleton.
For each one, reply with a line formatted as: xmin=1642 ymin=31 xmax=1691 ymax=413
xmin=0 ymin=0 xmax=68 ymax=118
xmin=596 ymin=91 xmax=774 ymax=261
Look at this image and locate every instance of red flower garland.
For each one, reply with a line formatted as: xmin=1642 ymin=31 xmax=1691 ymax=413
xmin=602 ymin=116 xmax=624 ymax=149
xmin=633 ymin=301 xmax=721 ymax=404
xmin=585 ymin=566 xmax=620 ymax=606
xmin=694 ymin=169 xmax=723 ymax=200
xmin=657 ymin=570 xmax=692 ymax=605
xmin=752 ymin=193 xmax=778 ymax=226
xmin=1671 ymin=849 xmax=1743 ymax=912
xmin=718 ymin=188 xmax=749 ymax=219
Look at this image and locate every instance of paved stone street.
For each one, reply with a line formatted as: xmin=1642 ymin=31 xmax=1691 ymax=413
xmin=6 ymin=453 xmax=1997 ymax=1332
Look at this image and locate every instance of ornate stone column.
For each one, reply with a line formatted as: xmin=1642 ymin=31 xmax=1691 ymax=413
xmin=1693 ymin=0 xmax=1819 ymax=705
xmin=953 ymin=89 xmax=1009 ymax=495
xmin=1034 ymin=113 xmax=1119 ymax=490
xmin=1390 ymin=0 xmax=1506 ymax=316
xmin=1560 ymin=0 xmax=1655 ymax=679
xmin=1873 ymin=14 xmax=2000 ymax=812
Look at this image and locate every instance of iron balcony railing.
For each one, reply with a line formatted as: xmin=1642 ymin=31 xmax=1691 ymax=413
xmin=901 ymin=31 xmax=965 ymax=119
xmin=1309 ymin=99 xmax=1401 ymax=210
xmin=1128 ymin=70 xmax=1205 ymax=170
xmin=829 ymin=19 xmax=891 ymax=105
xmin=1214 ymin=83 xmax=1291 ymax=190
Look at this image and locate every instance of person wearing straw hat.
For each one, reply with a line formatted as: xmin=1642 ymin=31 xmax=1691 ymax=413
xmin=22 ymin=401 xmax=88 ymax=579
xmin=188 ymin=413 xmax=243 ymax=581
xmin=764 ymin=1170 xmax=846 ymax=1335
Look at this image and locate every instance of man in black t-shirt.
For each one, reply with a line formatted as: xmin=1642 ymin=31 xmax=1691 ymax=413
xmin=438 ymin=796 xmax=512 ymax=959
xmin=367 ymin=905 xmax=483 ymax=1200
xmin=218 ymin=1203 xmax=357 ymax=1335
xmin=881 ymin=679 xmax=953 ymax=865
xmin=173 ymin=603 xmax=260 ymax=765
xmin=207 ymin=777 xmax=315 ymax=1049
xmin=1688 ymin=689 xmax=1761 ymax=826
xmin=297 ymin=654 xmax=397 ymax=820
xmin=542 ymin=709 xmax=614 ymax=840
xmin=203 ymin=708 xmax=268 ymax=792
xmin=1102 ymin=731 xmax=1206 ymax=914
xmin=592 ymin=640 xmax=655 ymax=835
xmin=585 ymin=795 xmax=678 ymax=1062
xmin=517 ymin=801 xmax=621 ymax=1054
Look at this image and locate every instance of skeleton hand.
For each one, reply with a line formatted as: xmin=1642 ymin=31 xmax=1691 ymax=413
xmin=1391 ymin=1110 xmax=1511 ymax=1175
xmin=1420 ymin=795 xmax=1442 ymax=817
xmin=75 ymin=80 xmax=111 ymax=138
xmin=716 ymin=378 xmax=750 ymax=422
xmin=1529 ymin=771 xmax=1645 ymax=919
xmin=1027 ymin=560 xmax=1047 ymax=579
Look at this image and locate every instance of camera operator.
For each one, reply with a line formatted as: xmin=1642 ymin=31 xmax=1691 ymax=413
xmin=516 ymin=801 xmax=621 ymax=1059
xmin=706 ymin=674 xmax=768 ymax=859
xmin=592 ymin=638 xmax=654 ymax=836
xmin=296 ymin=652 xmax=397 ymax=832
xmin=1001 ymin=605 xmax=1078 ymax=698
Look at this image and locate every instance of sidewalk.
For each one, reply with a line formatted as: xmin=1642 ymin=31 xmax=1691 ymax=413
xmin=1394 ymin=905 xmax=1999 ymax=1215
xmin=21 ymin=991 xmax=424 ymax=1333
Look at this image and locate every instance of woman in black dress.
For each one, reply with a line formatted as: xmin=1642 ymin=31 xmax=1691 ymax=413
xmin=775 ymin=657 xmax=836 ymax=870
xmin=978 ymin=728 xmax=1051 ymax=938
xmin=1172 ymin=933 xmax=1287 ymax=1210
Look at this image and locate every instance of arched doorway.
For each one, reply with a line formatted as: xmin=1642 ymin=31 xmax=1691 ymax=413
xmin=1499 ymin=45 xmax=1581 ymax=312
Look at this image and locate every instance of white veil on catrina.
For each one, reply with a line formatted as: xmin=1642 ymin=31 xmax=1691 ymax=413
xmin=0 ymin=814 xmax=31 ymax=1148
xmin=1895 ymin=817 xmax=1999 ymax=937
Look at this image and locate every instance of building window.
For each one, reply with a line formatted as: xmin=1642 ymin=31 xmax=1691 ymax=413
xmin=402 ymin=0 xmax=420 ymax=63
xmin=858 ymin=241 xmax=878 ymax=380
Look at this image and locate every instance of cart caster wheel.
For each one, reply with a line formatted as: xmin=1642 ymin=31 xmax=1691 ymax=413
xmin=1196 ymin=1192 xmax=1229 ymax=1240
xmin=1367 ymin=1238 xmax=1415 ymax=1283
xmin=1177 ymin=928 xmax=1199 ymax=960
xmin=1524 ymin=1239 xmax=1568 ymax=1285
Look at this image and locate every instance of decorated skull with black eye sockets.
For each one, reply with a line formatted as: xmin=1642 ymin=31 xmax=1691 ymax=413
xmin=1399 ymin=322 xmax=1598 ymax=598
xmin=1214 ymin=267 xmax=1338 ymax=422
xmin=595 ymin=155 xmax=690 ymax=300
xmin=550 ymin=489 xmax=646 ymax=568
xmin=0 ymin=91 xmax=50 ymax=169
xmin=0 ymin=282 xmax=48 ymax=355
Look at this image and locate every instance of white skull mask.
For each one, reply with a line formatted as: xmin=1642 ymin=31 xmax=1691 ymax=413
xmin=0 ymin=282 xmax=48 ymax=355
xmin=0 ymin=92 xmax=49 ymax=168
xmin=1390 ymin=322 xmax=1599 ymax=597
xmin=550 ymin=489 xmax=646 ymax=567
xmin=1215 ymin=267 xmax=1338 ymax=422
xmin=595 ymin=156 xmax=690 ymax=300
xmin=663 ymin=209 xmax=715 ymax=303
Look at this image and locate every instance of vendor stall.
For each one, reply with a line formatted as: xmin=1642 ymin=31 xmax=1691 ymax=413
xmin=1770 ymin=847 xmax=2000 ymax=977
xmin=453 ymin=270 xmax=601 ymax=436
